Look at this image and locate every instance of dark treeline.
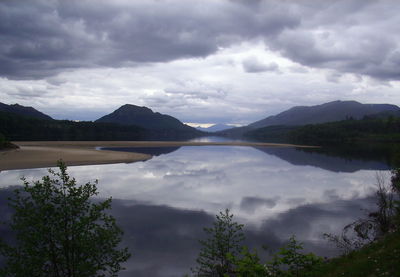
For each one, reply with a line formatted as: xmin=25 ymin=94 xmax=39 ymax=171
xmin=289 ymin=116 xmax=400 ymax=145
xmin=0 ymin=111 xmax=201 ymax=141
xmin=244 ymin=125 xmax=296 ymax=143
xmin=245 ymin=116 xmax=400 ymax=146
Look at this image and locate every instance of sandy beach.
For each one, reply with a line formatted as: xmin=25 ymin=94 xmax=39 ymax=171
xmin=0 ymin=145 xmax=151 ymax=171
xmin=0 ymin=141 xmax=315 ymax=171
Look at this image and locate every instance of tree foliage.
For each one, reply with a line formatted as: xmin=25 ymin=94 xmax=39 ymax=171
xmin=192 ymin=209 xmax=245 ymax=276
xmin=266 ymin=236 xmax=323 ymax=277
xmin=226 ymin=247 xmax=268 ymax=277
xmin=245 ymin=116 xmax=400 ymax=145
xmin=287 ymin=116 xmax=400 ymax=145
xmin=0 ymin=111 xmax=147 ymax=141
xmin=0 ymin=161 xmax=130 ymax=277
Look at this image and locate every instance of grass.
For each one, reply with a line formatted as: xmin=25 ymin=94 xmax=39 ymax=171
xmin=315 ymin=231 xmax=400 ymax=277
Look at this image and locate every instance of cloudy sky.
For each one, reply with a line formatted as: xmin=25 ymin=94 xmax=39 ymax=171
xmin=0 ymin=0 xmax=399 ymax=126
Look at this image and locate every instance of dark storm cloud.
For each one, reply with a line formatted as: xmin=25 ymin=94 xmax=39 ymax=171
xmin=0 ymin=0 xmax=300 ymax=79
xmin=266 ymin=0 xmax=400 ymax=80
xmin=1 ymin=0 xmax=398 ymax=81
xmin=0 ymin=0 xmax=95 ymax=79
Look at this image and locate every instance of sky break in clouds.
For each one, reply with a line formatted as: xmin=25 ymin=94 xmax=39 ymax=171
xmin=0 ymin=0 xmax=399 ymax=125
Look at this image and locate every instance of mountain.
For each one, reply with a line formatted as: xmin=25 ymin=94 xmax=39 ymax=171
xmin=248 ymin=100 xmax=400 ymax=129
xmin=219 ymin=100 xmax=400 ymax=137
xmin=197 ymin=124 xmax=232 ymax=132
xmin=0 ymin=102 xmax=53 ymax=120
xmin=96 ymin=104 xmax=199 ymax=132
xmin=0 ymin=111 xmax=148 ymax=141
xmin=1 ymin=103 xmax=203 ymax=141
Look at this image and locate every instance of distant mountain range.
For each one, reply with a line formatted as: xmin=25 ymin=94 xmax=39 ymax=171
xmin=2 ymin=100 xmax=400 ymax=142
xmin=219 ymin=100 xmax=400 ymax=136
xmin=197 ymin=124 xmax=233 ymax=132
xmin=0 ymin=102 xmax=53 ymax=120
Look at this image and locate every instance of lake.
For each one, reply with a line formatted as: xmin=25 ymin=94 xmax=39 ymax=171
xmin=0 ymin=144 xmax=391 ymax=277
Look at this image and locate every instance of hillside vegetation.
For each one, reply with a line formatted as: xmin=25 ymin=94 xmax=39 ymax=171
xmin=245 ymin=116 xmax=400 ymax=145
xmin=248 ymin=100 xmax=400 ymax=129
xmin=220 ymin=100 xmax=400 ymax=137
xmin=0 ymin=110 xmax=203 ymax=141
xmin=0 ymin=102 xmax=203 ymax=141
xmin=0 ymin=111 xmax=149 ymax=141
xmin=289 ymin=116 xmax=400 ymax=145
xmin=315 ymin=231 xmax=400 ymax=277
xmin=96 ymin=104 xmax=198 ymax=132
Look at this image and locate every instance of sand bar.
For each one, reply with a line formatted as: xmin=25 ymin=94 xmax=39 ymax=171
xmin=1 ymin=141 xmax=316 ymax=171
xmin=0 ymin=145 xmax=151 ymax=171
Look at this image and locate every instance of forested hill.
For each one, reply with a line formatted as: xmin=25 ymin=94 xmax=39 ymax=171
xmin=0 ymin=102 xmax=204 ymax=141
xmin=0 ymin=111 xmax=202 ymax=141
xmin=219 ymin=100 xmax=400 ymax=137
xmin=0 ymin=102 xmax=53 ymax=120
xmin=248 ymin=100 xmax=400 ymax=129
xmin=288 ymin=116 xmax=400 ymax=145
xmin=0 ymin=111 xmax=148 ymax=141
xmin=96 ymin=104 xmax=198 ymax=132
xmin=245 ymin=115 xmax=400 ymax=145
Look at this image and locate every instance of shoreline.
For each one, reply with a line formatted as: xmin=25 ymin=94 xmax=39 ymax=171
xmin=0 ymin=141 xmax=317 ymax=171
xmin=14 ymin=140 xmax=316 ymax=148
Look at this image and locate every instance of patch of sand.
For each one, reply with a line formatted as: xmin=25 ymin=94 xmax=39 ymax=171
xmin=0 ymin=146 xmax=151 ymax=171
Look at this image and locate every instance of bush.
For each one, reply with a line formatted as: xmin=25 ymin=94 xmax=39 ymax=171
xmin=0 ymin=161 xmax=130 ymax=277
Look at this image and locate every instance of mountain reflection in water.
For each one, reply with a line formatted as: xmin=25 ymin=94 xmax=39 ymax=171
xmin=0 ymin=145 xmax=387 ymax=277
xmin=255 ymin=146 xmax=390 ymax=173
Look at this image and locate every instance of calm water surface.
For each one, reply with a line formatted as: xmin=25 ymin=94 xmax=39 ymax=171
xmin=0 ymin=145 xmax=388 ymax=276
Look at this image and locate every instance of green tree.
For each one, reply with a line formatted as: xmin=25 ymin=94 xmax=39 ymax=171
xmin=266 ymin=236 xmax=323 ymax=277
xmin=226 ymin=247 xmax=268 ymax=277
xmin=192 ymin=209 xmax=245 ymax=277
xmin=0 ymin=161 xmax=130 ymax=277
